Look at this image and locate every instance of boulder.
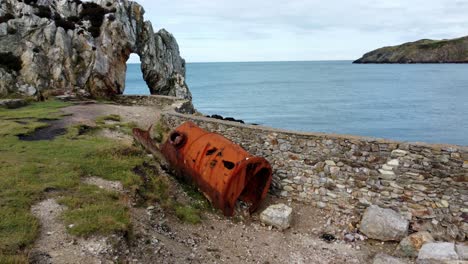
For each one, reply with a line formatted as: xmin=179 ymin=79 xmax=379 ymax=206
xmin=0 ymin=99 xmax=28 ymax=109
xmin=417 ymin=242 xmax=459 ymax=264
xmin=260 ymin=203 xmax=292 ymax=230
xmin=397 ymin=231 xmax=435 ymax=257
xmin=373 ymin=253 xmax=408 ymax=264
xmin=360 ymin=205 xmax=409 ymax=241
xmin=0 ymin=0 xmax=191 ymax=100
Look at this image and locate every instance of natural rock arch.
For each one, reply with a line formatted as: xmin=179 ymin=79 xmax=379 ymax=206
xmin=0 ymin=0 xmax=191 ymax=99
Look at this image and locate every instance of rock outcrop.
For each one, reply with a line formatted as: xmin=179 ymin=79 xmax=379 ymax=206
xmin=359 ymin=205 xmax=409 ymax=241
xmin=354 ymin=36 xmax=468 ymax=63
xmin=0 ymin=0 xmax=191 ymax=99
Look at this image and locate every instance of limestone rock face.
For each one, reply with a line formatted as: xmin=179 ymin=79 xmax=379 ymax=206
xmin=0 ymin=0 xmax=191 ymax=99
xmin=360 ymin=205 xmax=409 ymax=241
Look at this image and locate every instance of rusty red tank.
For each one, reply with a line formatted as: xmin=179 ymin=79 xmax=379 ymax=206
xmin=133 ymin=121 xmax=272 ymax=216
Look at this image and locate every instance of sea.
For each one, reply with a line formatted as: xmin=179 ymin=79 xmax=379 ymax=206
xmin=125 ymin=61 xmax=468 ymax=146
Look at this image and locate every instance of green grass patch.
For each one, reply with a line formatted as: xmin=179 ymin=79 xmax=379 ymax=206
xmin=0 ymin=254 xmax=28 ymax=264
xmin=0 ymin=100 xmax=206 ymax=258
xmin=95 ymin=114 xmax=122 ymax=124
xmin=175 ymin=205 xmax=202 ymax=224
xmin=59 ymin=185 xmax=130 ymax=237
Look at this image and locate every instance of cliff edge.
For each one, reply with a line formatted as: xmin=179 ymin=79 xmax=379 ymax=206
xmin=0 ymin=0 xmax=191 ymax=99
xmin=354 ymin=36 xmax=468 ymax=64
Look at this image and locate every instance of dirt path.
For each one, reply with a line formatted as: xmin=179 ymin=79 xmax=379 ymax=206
xmin=30 ymin=199 xmax=114 ymax=264
xmin=61 ymin=102 xmax=162 ymax=128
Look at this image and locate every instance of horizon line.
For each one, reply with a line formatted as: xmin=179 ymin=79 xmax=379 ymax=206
xmin=127 ymin=59 xmax=355 ymax=64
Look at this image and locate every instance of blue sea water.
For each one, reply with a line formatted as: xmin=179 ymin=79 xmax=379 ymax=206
xmin=125 ymin=61 xmax=468 ymax=146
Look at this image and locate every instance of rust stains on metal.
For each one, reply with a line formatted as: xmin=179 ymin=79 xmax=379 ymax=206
xmin=133 ymin=121 xmax=272 ymax=216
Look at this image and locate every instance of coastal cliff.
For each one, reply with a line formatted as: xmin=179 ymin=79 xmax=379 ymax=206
xmin=0 ymin=0 xmax=191 ymax=99
xmin=354 ymin=36 xmax=468 ymax=63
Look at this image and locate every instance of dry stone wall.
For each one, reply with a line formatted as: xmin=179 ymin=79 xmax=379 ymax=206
xmin=161 ymin=112 xmax=468 ymax=241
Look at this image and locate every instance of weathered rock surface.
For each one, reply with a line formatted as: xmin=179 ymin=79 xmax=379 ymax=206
xmin=360 ymin=205 xmax=409 ymax=241
xmin=397 ymin=231 xmax=435 ymax=257
xmin=259 ymin=203 xmax=292 ymax=230
xmin=417 ymin=242 xmax=459 ymax=264
xmin=456 ymin=244 xmax=468 ymax=261
xmin=373 ymin=253 xmax=408 ymax=264
xmin=354 ymin=36 xmax=468 ymax=63
xmin=0 ymin=0 xmax=191 ymax=99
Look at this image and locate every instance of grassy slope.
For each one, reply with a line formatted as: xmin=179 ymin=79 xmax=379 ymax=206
xmin=0 ymin=101 xmax=204 ymax=263
xmin=354 ymin=36 xmax=468 ymax=62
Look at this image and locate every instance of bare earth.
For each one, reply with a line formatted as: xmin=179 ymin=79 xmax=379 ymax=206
xmin=30 ymin=102 xmax=409 ymax=264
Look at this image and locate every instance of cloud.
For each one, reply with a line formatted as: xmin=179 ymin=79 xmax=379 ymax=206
xmin=128 ymin=0 xmax=468 ymax=62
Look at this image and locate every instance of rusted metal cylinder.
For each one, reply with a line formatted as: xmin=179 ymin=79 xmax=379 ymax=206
xmin=159 ymin=121 xmax=272 ymax=216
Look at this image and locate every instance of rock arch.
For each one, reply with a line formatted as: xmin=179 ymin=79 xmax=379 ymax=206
xmin=0 ymin=0 xmax=191 ymax=99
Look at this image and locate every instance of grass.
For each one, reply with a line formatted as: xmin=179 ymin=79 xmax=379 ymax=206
xmin=0 ymin=100 xmax=205 ymax=261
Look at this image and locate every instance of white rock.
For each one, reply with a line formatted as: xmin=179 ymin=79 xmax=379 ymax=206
xmin=382 ymin=164 xmax=394 ymax=171
xmin=260 ymin=203 xmax=292 ymax=230
xmin=417 ymin=242 xmax=459 ymax=264
xmin=325 ymin=160 xmax=336 ymax=166
xmin=360 ymin=205 xmax=408 ymax=241
xmin=392 ymin=150 xmax=408 ymax=157
xmin=387 ymin=159 xmax=400 ymax=167
xmin=379 ymin=169 xmax=396 ymax=180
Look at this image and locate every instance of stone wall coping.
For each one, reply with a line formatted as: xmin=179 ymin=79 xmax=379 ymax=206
xmin=163 ymin=111 xmax=468 ymax=151
xmin=116 ymin=94 xmax=184 ymax=101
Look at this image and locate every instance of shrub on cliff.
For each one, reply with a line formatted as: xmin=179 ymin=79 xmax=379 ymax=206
xmin=34 ymin=6 xmax=52 ymax=19
xmin=0 ymin=13 xmax=14 ymax=24
xmin=24 ymin=0 xmax=38 ymax=5
xmin=80 ymin=2 xmax=111 ymax=38
xmin=0 ymin=52 xmax=22 ymax=73
xmin=54 ymin=17 xmax=76 ymax=31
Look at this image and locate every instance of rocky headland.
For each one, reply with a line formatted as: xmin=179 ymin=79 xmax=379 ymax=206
xmin=0 ymin=0 xmax=191 ymax=99
xmin=354 ymin=36 xmax=468 ymax=63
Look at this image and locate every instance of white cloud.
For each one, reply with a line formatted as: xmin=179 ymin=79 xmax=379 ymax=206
xmin=128 ymin=0 xmax=468 ymax=62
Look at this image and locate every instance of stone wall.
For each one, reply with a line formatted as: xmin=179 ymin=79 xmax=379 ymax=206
xmin=115 ymin=95 xmax=195 ymax=114
xmin=161 ymin=111 xmax=468 ymax=241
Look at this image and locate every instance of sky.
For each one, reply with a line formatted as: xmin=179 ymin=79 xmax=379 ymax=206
xmin=127 ymin=0 xmax=468 ymax=63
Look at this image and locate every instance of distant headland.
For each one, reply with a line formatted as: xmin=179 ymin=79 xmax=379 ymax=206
xmin=354 ymin=36 xmax=468 ymax=63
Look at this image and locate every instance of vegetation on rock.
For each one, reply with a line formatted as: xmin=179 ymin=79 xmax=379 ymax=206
xmin=80 ymin=2 xmax=110 ymax=38
xmin=0 ymin=13 xmax=14 ymax=24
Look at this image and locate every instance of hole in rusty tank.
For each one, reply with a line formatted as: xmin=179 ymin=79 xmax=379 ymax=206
xmin=209 ymin=160 xmax=217 ymax=168
xmin=169 ymin=131 xmax=186 ymax=148
xmin=222 ymin=160 xmax=235 ymax=170
xmin=239 ymin=167 xmax=270 ymax=205
xmin=206 ymin=147 xmax=218 ymax=156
